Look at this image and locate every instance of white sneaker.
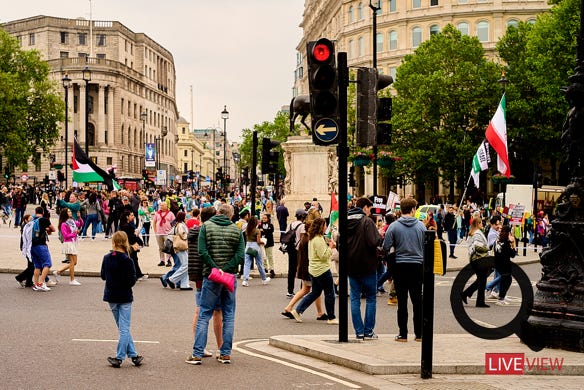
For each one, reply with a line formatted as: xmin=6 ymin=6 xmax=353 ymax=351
xmin=36 ymin=283 xmax=51 ymax=291
xmin=52 ymin=270 xmax=60 ymax=282
xmin=139 ymin=275 xmax=149 ymax=281
xmin=46 ymin=280 xmax=58 ymax=287
xmin=242 ymin=280 xmax=249 ymax=287
xmin=489 ymin=291 xmax=499 ymax=299
xmin=262 ymin=277 xmax=271 ymax=285
xmin=496 ymin=298 xmax=510 ymax=306
xmin=69 ymin=279 xmax=82 ymax=286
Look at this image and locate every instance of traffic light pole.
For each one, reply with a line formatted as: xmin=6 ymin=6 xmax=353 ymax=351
xmin=337 ymin=52 xmax=349 ymax=343
xmin=370 ymin=1 xmax=379 ymax=197
xmin=250 ymin=131 xmax=258 ymax=217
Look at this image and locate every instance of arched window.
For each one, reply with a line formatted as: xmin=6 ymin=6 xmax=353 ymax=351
xmin=348 ymin=6 xmax=354 ymax=23
xmin=389 ymin=0 xmax=396 ymax=12
xmin=358 ymin=2 xmax=364 ymax=20
xmin=348 ymin=39 xmax=354 ymax=58
xmin=506 ymin=19 xmax=519 ymax=29
xmin=376 ymin=32 xmax=384 ymax=52
xmin=527 ymin=18 xmax=536 ymax=25
xmin=389 ymin=67 xmax=397 ymax=81
xmin=412 ymin=27 xmax=422 ymax=47
xmin=121 ymin=124 xmax=124 ymax=144
xmin=358 ymin=36 xmax=364 ymax=57
xmin=477 ymin=21 xmax=489 ymax=42
xmin=389 ymin=30 xmax=398 ymax=50
xmin=430 ymin=25 xmax=440 ymax=36
xmin=457 ymin=22 xmax=469 ymax=36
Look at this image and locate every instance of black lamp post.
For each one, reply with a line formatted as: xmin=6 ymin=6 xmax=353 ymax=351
xmin=155 ymin=126 xmax=168 ymax=185
xmin=141 ymin=111 xmax=147 ymax=172
xmin=369 ymin=0 xmax=380 ymax=196
xmin=82 ymin=66 xmax=91 ymax=156
xmin=221 ymin=105 xmax=229 ymax=193
xmin=62 ymin=74 xmax=71 ymax=188
xmin=204 ymin=128 xmax=216 ymax=194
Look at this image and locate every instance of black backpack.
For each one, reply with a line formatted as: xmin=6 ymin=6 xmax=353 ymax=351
xmin=278 ymin=223 xmax=301 ymax=253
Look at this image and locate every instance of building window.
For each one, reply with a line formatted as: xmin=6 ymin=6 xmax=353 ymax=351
xmin=348 ymin=6 xmax=354 ymax=23
xmin=376 ymin=0 xmax=382 ymax=15
xmin=358 ymin=36 xmax=364 ymax=57
xmin=376 ymin=33 xmax=384 ymax=52
xmin=389 ymin=67 xmax=397 ymax=81
xmin=60 ymin=32 xmax=69 ymax=44
xmin=348 ymin=40 xmax=354 ymax=58
xmin=430 ymin=0 xmax=438 ymax=6
xmin=96 ymin=53 xmax=106 ymax=60
xmin=430 ymin=25 xmax=440 ymax=36
xmin=477 ymin=21 xmax=489 ymax=42
xmin=358 ymin=2 xmax=364 ymax=20
xmin=389 ymin=0 xmax=396 ymax=12
xmin=121 ymin=98 xmax=124 ymax=115
xmin=35 ymin=161 xmax=41 ymax=172
xmin=457 ymin=22 xmax=469 ymax=36
xmin=105 ymin=130 xmax=108 ymax=145
xmin=458 ymin=0 xmax=468 ymax=3
xmin=97 ymin=34 xmax=106 ymax=46
xmin=412 ymin=0 xmax=421 ymax=9
xmin=412 ymin=27 xmax=422 ymax=47
xmin=527 ymin=18 xmax=536 ymax=25
xmin=389 ymin=31 xmax=398 ymax=50
xmin=506 ymin=19 xmax=519 ymax=29
xmin=78 ymin=33 xmax=87 ymax=45
xmin=60 ymin=51 xmax=69 ymax=59
xmin=184 ymin=150 xmax=188 ymax=157
xmin=74 ymin=96 xmax=78 ymax=113
xmin=78 ymin=53 xmax=88 ymax=58
xmin=107 ymin=157 xmax=113 ymax=166
xmin=29 ymin=33 xmax=35 ymax=45
xmin=16 ymin=35 xmax=22 ymax=46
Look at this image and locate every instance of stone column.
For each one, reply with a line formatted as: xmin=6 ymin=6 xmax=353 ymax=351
xmin=97 ymin=84 xmax=105 ymax=146
xmin=108 ymin=87 xmax=114 ymax=146
xmin=79 ymin=84 xmax=86 ymax=146
xmin=281 ymin=135 xmax=336 ymax=223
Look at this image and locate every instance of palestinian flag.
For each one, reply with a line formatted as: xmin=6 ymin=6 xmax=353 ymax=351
xmin=72 ymin=139 xmax=121 ymax=190
xmin=485 ymin=94 xmax=511 ymax=178
xmin=471 ymin=141 xmax=490 ymax=188
xmin=326 ymin=192 xmax=339 ymax=238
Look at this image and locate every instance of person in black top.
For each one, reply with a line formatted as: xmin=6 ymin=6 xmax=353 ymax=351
xmin=101 ymin=231 xmax=143 ymax=368
xmin=260 ymin=213 xmax=275 ymax=278
xmin=30 ymin=206 xmax=56 ymax=291
xmin=119 ymin=211 xmax=147 ymax=281
xmin=106 ymin=191 xmax=123 ymax=238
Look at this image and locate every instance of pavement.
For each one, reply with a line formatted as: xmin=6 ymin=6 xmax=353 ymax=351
xmin=2 ymin=211 xmax=583 ymax=389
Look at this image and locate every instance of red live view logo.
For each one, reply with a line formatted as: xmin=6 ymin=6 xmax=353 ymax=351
xmin=485 ymin=353 xmax=564 ymax=375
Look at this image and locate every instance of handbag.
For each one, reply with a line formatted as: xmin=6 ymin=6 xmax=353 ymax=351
xmin=470 ymin=245 xmax=489 ymax=261
xmin=245 ymin=246 xmax=258 ymax=257
xmin=173 ymin=225 xmax=188 ymax=251
xmin=208 ymin=267 xmax=235 ymax=292
xmin=161 ymin=237 xmax=175 ymax=254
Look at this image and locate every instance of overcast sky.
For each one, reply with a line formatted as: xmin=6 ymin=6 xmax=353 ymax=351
xmin=2 ymin=0 xmax=305 ymax=142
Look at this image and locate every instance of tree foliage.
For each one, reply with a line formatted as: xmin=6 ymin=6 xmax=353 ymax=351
xmin=0 ymin=28 xmax=64 ymax=170
xmin=392 ymin=25 xmax=501 ymax=188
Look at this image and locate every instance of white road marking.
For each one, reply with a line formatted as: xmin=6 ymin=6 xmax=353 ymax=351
xmin=233 ymin=339 xmax=361 ymax=389
xmin=72 ymin=338 xmax=160 ymax=344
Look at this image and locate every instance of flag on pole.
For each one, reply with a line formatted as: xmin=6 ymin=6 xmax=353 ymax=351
xmin=326 ymin=192 xmax=339 ymax=238
xmin=485 ymin=94 xmax=511 ymax=177
xmin=72 ymin=139 xmax=121 ymax=190
xmin=471 ymin=141 xmax=491 ymax=188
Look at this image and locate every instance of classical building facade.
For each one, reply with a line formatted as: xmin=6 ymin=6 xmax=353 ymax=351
xmin=176 ymin=117 xmax=215 ymax=191
xmin=2 ymin=15 xmax=179 ymax=187
xmin=292 ymin=0 xmax=551 ymax=199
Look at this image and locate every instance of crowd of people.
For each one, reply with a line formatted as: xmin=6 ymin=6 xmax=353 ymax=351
xmin=5 ymin=179 xmax=549 ymax=366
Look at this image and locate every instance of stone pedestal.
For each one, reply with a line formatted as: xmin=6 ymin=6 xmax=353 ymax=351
xmin=281 ymin=136 xmax=337 ymax=223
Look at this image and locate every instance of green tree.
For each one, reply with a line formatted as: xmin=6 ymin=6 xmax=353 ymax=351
xmin=0 ymin=28 xmax=64 ymax=170
xmin=392 ymin=25 xmax=501 ymax=198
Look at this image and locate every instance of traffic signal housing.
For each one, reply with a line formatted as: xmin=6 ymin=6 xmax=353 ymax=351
xmin=142 ymin=169 xmax=148 ymax=181
xmin=356 ymin=68 xmax=393 ymax=146
xmin=216 ymin=167 xmax=223 ymax=183
xmin=261 ymin=138 xmax=280 ymax=175
xmin=242 ymin=167 xmax=249 ymax=185
xmin=306 ymin=38 xmax=339 ymax=145
xmin=3 ymin=166 xmax=9 ymax=180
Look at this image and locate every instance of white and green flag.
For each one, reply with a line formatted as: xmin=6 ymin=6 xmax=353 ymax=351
xmin=471 ymin=141 xmax=491 ymax=188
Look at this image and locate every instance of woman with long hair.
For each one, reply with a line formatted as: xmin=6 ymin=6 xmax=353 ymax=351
xmin=101 ymin=231 xmax=143 ymax=368
xmin=167 ymin=211 xmax=191 ymax=290
xmin=82 ymin=191 xmax=101 ymax=239
xmin=119 ymin=210 xmax=147 ymax=281
xmin=260 ymin=213 xmax=275 ymax=278
xmin=242 ymin=215 xmax=270 ymax=286
xmin=138 ymin=198 xmax=153 ymax=246
xmin=460 ymin=217 xmax=491 ymax=307
xmin=291 ymin=217 xmax=338 ymax=325
xmin=54 ymin=208 xmax=83 ymax=285
xmin=40 ymin=193 xmax=51 ymax=219
xmin=494 ymin=225 xmax=516 ymax=306
xmin=282 ymin=209 xmax=326 ymax=320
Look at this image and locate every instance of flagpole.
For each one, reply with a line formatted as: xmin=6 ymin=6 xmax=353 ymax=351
xmin=458 ymin=172 xmax=473 ymax=209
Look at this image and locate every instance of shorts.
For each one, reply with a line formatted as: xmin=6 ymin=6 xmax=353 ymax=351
xmin=195 ymin=288 xmax=221 ymax=311
xmin=31 ymin=245 xmax=52 ymax=270
xmin=62 ymin=241 xmax=79 ymax=255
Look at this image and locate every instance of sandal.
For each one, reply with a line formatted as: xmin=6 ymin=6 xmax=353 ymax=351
xmin=281 ymin=311 xmax=294 ymax=319
xmin=394 ymin=335 xmax=407 ymax=342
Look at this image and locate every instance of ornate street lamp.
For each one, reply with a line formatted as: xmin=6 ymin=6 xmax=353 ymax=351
xmin=221 ymin=105 xmax=229 ymax=193
xmin=82 ymin=66 xmax=91 ymax=156
xmin=62 ymin=74 xmax=71 ymax=188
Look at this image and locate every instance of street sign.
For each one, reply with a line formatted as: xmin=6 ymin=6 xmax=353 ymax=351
xmin=313 ymin=117 xmax=339 ymax=145
xmin=21 ymin=173 xmax=29 ymax=181
xmin=155 ymin=170 xmax=166 ymax=186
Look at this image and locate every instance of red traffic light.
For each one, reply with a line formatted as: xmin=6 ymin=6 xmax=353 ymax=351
xmin=311 ymin=39 xmax=334 ymax=63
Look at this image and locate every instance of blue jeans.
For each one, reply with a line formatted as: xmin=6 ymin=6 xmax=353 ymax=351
xmin=82 ymin=213 xmax=99 ymax=238
xmin=243 ymin=242 xmax=267 ymax=281
xmin=169 ymin=250 xmax=189 ymax=288
xmin=14 ymin=207 xmax=25 ymax=227
xmin=162 ymin=253 xmax=180 ymax=282
xmin=109 ymin=302 xmax=138 ymax=360
xmin=486 ymin=269 xmax=501 ymax=293
xmin=349 ymin=271 xmax=377 ymax=337
xmin=296 ymin=269 xmax=336 ymax=319
xmin=193 ymin=277 xmax=237 ymax=357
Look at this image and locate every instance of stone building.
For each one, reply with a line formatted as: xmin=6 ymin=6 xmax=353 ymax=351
xmin=176 ymin=117 xmax=215 ymax=191
xmin=292 ymin=0 xmax=551 ymax=199
xmin=2 ymin=15 xmax=179 ymax=187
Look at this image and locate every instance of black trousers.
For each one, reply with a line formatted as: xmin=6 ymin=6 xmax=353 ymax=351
xmin=463 ymin=257 xmax=493 ymax=306
xmin=446 ymin=229 xmax=458 ymax=256
xmin=393 ymin=262 xmax=423 ymax=338
xmin=287 ymin=248 xmax=298 ymax=295
xmin=16 ymin=259 xmax=34 ymax=286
